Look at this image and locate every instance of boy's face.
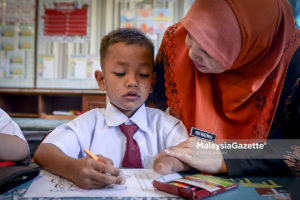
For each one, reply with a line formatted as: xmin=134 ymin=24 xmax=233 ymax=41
xmin=95 ymin=42 xmax=155 ymax=117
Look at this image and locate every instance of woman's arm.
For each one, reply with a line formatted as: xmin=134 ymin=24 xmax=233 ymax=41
xmin=153 ymin=155 xmax=192 ymax=175
xmin=155 ymin=137 xmax=227 ymax=174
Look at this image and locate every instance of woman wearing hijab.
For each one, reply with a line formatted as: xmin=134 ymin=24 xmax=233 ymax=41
xmin=151 ymin=0 xmax=300 ymax=177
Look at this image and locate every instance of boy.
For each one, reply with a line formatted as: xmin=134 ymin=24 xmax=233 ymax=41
xmin=34 ymin=28 xmax=190 ymax=189
xmin=0 ymin=109 xmax=30 ymax=165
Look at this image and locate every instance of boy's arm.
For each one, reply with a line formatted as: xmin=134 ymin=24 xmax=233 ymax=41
xmin=0 ymin=133 xmax=29 ymax=162
xmin=153 ymin=154 xmax=191 ymax=175
xmin=34 ymin=143 xmax=125 ymax=189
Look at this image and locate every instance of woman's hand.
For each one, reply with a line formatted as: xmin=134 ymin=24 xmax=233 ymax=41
xmin=153 ymin=155 xmax=191 ymax=175
xmin=70 ymin=155 xmax=125 ymax=189
xmin=157 ymin=137 xmax=227 ymax=174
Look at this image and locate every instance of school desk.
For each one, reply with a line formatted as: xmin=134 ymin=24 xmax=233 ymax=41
xmin=1 ymin=172 xmax=299 ymax=200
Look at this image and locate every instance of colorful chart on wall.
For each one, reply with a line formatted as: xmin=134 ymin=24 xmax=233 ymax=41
xmin=39 ymin=0 xmax=91 ymax=42
xmin=153 ymin=8 xmax=171 ymax=34
xmin=120 ymin=9 xmax=137 ymax=28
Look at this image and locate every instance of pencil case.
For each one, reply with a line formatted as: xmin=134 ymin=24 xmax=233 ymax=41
xmin=0 ymin=162 xmax=40 ymax=194
xmin=153 ymin=173 xmax=238 ymax=199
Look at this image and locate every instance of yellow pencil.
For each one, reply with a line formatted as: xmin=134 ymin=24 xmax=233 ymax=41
xmin=84 ymin=148 xmax=104 ymax=163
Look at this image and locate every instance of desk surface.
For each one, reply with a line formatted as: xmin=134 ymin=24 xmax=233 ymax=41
xmin=1 ymin=175 xmax=299 ymax=200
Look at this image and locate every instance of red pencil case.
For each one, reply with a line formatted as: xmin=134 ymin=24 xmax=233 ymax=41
xmin=153 ymin=173 xmax=238 ymax=199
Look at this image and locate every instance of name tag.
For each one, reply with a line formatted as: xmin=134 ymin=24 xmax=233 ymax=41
xmin=190 ymin=127 xmax=216 ymax=142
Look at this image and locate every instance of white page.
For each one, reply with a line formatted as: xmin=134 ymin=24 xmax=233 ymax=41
xmin=24 ymin=169 xmax=181 ymax=198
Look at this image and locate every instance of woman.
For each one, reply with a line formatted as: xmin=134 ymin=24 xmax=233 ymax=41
xmin=151 ymin=0 xmax=300 ymax=177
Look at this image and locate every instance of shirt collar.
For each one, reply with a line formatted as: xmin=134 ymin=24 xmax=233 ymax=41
xmin=105 ymin=102 xmax=148 ymax=132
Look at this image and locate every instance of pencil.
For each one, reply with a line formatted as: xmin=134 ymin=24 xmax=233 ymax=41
xmin=84 ymin=148 xmax=104 ymax=163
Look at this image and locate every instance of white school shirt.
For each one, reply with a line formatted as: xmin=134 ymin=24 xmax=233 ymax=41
xmin=0 ymin=108 xmax=30 ymax=163
xmin=43 ymin=103 xmax=188 ymax=168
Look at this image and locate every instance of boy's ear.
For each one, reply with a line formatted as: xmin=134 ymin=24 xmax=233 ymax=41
xmin=150 ymin=72 xmax=156 ymax=93
xmin=95 ymin=70 xmax=106 ymax=91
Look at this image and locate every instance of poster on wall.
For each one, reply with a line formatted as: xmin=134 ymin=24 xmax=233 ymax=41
xmin=153 ymin=8 xmax=171 ymax=34
xmin=19 ymin=0 xmax=36 ymax=24
xmin=0 ymin=59 xmax=8 ymax=78
xmin=87 ymin=56 xmax=100 ymax=79
xmin=7 ymin=51 xmax=25 ymax=78
xmin=120 ymin=9 xmax=137 ymax=29
xmin=39 ymin=0 xmax=90 ymax=42
xmin=0 ymin=38 xmax=15 ymax=51
xmin=0 ymin=0 xmax=35 ymax=24
xmin=68 ymin=55 xmax=88 ymax=79
xmin=4 ymin=0 xmax=19 ymax=23
xmin=38 ymin=55 xmax=55 ymax=79
xmin=137 ymin=8 xmax=154 ymax=34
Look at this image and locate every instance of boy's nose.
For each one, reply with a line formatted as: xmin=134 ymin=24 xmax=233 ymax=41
xmin=126 ymin=75 xmax=138 ymax=88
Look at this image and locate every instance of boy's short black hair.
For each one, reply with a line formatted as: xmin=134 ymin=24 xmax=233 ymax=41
xmin=100 ymin=28 xmax=154 ymax=66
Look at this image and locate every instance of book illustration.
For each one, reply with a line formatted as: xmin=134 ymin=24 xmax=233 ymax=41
xmin=39 ymin=170 xmax=127 ymax=194
xmin=49 ymin=174 xmax=127 ymax=193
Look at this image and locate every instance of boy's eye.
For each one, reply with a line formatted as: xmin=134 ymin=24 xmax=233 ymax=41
xmin=113 ymin=72 xmax=125 ymax=76
xmin=140 ymin=74 xmax=150 ymax=78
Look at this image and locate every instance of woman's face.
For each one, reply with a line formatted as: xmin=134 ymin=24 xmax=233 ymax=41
xmin=185 ymin=33 xmax=226 ymax=74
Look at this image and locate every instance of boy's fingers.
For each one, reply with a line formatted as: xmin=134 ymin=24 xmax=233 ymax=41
xmin=92 ymin=161 xmax=123 ymax=176
xmin=91 ymin=170 xmax=125 ymax=185
xmin=96 ymin=154 xmax=114 ymax=165
xmin=90 ymin=176 xmax=125 ymax=189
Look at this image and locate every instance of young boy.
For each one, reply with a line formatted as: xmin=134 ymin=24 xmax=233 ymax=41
xmin=0 ymin=109 xmax=30 ymax=165
xmin=34 ymin=28 xmax=190 ymax=189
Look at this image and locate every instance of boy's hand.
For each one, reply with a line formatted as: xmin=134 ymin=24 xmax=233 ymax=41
xmin=70 ymin=156 xmax=125 ymax=189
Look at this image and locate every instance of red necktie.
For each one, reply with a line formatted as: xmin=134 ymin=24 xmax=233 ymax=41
xmin=119 ymin=123 xmax=143 ymax=168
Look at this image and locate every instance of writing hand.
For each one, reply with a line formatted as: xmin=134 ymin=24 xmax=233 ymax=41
xmin=71 ymin=156 xmax=125 ymax=189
